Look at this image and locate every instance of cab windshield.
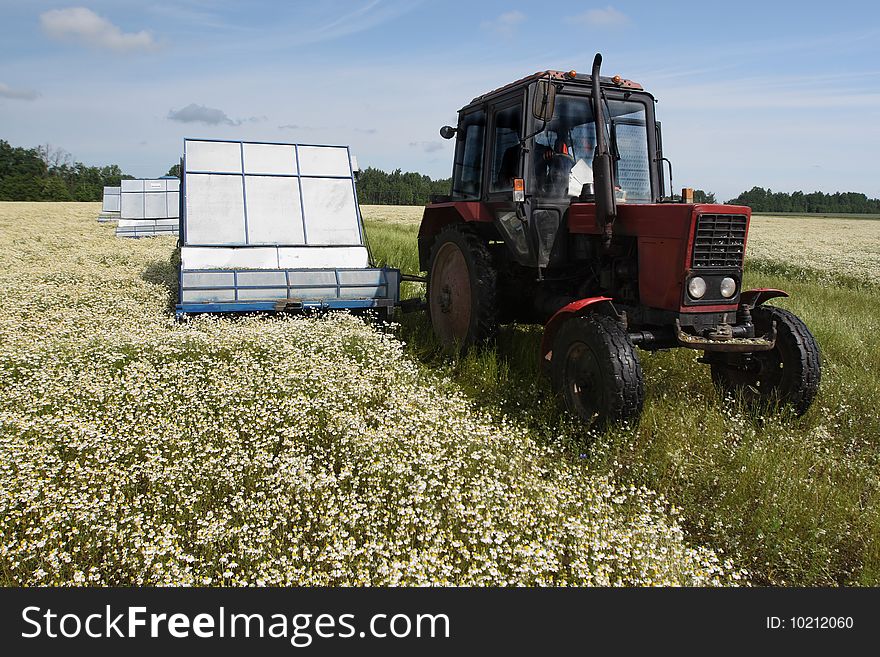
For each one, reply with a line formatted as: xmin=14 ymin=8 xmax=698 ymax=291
xmin=533 ymin=95 xmax=651 ymax=203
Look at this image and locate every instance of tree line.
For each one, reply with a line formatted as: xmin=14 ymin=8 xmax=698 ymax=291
xmin=4 ymin=138 xmax=878 ymax=213
xmin=356 ymin=167 xmax=452 ymax=205
xmin=727 ymin=186 xmax=880 ymax=213
xmin=0 ymin=140 xmax=131 ymax=201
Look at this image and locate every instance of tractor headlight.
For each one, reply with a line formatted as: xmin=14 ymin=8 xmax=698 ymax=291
xmin=720 ymin=277 xmax=737 ymax=298
xmin=687 ymin=276 xmax=707 ymax=299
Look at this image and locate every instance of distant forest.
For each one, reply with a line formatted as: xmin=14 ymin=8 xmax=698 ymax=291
xmin=355 ymin=167 xmax=451 ymax=205
xmin=3 ymin=138 xmax=880 ymax=212
xmin=0 ymin=140 xmax=130 ymax=201
xmin=727 ymin=186 xmax=880 ymax=213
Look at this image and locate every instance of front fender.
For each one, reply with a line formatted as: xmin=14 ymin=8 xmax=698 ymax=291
xmin=740 ymin=288 xmax=788 ymax=308
xmin=540 ymin=297 xmax=614 ymax=373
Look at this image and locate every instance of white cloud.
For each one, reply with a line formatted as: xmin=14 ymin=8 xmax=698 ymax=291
xmin=284 ymin=0 xmax=421 ymax=47
xmin=40 ymin=7 xmax=157 ymax=53
xmin=409 ymin=141 xmax=444 ymax=153
xmin=568 ymin=6 xmax=630 ymax=28
xmin=0 ymin=83 xmax=39 ymax=101
xmin=168 ymin=104 xmax=238 ymax=126
xmin=481 ymin=11 xmax=525 ymax=38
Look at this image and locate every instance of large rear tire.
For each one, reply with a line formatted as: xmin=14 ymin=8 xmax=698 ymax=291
xmin=550 ymin=314 xmax=644 ymax=428
xmin=710 ymin=306 xmax=820 ymax=416
xmin=427 ymin=225 xmax=498 ymax=352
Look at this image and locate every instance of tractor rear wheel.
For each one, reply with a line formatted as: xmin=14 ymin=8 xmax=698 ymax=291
xmin=427 ymin=225 xmax=498 ymax=351
xmin=709 ymin=306 xmax=820 ymax=416
xmin=550 ymin=314 xmax=644 ymax=428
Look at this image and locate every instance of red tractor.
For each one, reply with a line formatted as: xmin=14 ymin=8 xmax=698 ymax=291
xmin=418 ymin=54 xmax=820 ymax=427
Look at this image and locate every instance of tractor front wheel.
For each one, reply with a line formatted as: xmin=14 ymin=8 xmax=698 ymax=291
xmin=550 ymin=314 xmax=644 ymax=428
xmin=709 ymin=306 xmax=820 ymax=416
xmin=427 ymin=225 xmax=498 ymax=352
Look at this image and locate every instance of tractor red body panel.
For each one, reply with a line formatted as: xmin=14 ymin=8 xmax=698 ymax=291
xmin=419 ymin=202 xmax=493 ymax=240
xmin=420 ymin=200 xmax=752 ymax=315
xmin=567 ymin=202 xmax=751 ymax=313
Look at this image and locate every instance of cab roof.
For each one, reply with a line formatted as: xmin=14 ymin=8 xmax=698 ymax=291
xmin=468 ymin=70 xmax=644 ymax=106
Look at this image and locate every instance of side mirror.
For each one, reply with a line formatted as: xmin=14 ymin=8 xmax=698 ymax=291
xmin=440 ymin=125 xmax=457 ymax=139
xmin=533 ymin=80 xmax=556 ymax=122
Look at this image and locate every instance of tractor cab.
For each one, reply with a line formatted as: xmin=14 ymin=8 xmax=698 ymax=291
xmin=431 ymin=68 xmax=660 ymax=271
xmin=419 ymin=54 xmax=821 ymax=428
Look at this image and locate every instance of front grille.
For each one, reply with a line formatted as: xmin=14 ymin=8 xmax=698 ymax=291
xmin=692 ymin=214 xmax=747 ymax=268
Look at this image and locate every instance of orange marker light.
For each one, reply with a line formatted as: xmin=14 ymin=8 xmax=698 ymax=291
xmin=567 ymin=70 xmax=577 ymax=78
xmin=513 ymin=178 xmax=525 ymax=202
xmin=612 ymin=75 xmax=623 ymax=85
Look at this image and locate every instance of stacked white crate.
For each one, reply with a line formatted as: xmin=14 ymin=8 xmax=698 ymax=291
xmin=177 ymin=139 xmax=398 ymax=313
xmin=97 ymin=186 xmax=121 ymax=222
xmin=115 ymin=178 xmax=180 ymax=237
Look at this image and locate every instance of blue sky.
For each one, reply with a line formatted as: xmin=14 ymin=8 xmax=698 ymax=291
xmin=1 ymin=0 xmax=878 ymax=201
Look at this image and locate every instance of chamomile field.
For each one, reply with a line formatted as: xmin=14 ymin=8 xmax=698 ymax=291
xmin=1 ymin=202 xmax=878 ymax=586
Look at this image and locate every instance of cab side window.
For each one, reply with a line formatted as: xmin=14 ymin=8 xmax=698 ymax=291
xmin=451 ymin=111 xmax=486 ymax=199
xmin=490 ymin=104 xmax=523 ymax=193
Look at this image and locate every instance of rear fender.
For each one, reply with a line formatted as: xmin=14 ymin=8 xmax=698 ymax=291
xmin=418 ymin=202 xmax=494 ymax=270
xmin=740 ymin=288 xmax=788 ymax=308
xmin=540 ymin=297 xmax=614 ymax=373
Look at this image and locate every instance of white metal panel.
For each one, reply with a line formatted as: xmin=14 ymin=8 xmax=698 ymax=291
xmin=181 ymin=246 xmax=280 ymax=269
xmin=185 ymin=174 xmax=245 ymax=244
xmin=117 ymin=219 xmax=149 ymax=229
xmin=277 ymin=246 xmax=369 ymax=269
xmin=102 ymin=190 xmax=120 ymax=213
xmin=243 ymin=143 xmax=298 ymax=175
xmin=122 ymin=179 xmax=144 ymax=192
xmin=288 ymin=271 xmax=339 ymax=286
xmin=300 ymin=178 xmax=361 ymax=245
xmin=244 ymin=176 xmax=304 ymax=245
xmin=339 ymin=270 xmax=385 ymax=285
xmin=181 ymin=288 xmax=236 ymax=303
xmin=236 ymin=271 xmax=288 ymax=286
xmin=155 ymin=218 xmax=179 ymax=228
xmin=287 ymin=287 xmax=339 ymax=299
xmin=166 ymin=191 xmax=180 ymax=217
xmin=120 ymin=192 xmax=144 ymax=219
xmin=165 ymin=178 xmax=180 ymax=192
xmin=182 ymin=272 xmax=235 ymax=287
xmin=237 ymin=288 xmax=289 ymax=300
xmin=186 ymin=140 xmax=242 ymax=173
xmin=298 ymin=145 xmax=351 ymax=177
xmin=145 ymin=179 xmax=166 ymax=192
xmin=339 ymin=286 xmax=384 ymax=299
xmin=144 ymin=192 xmax=167 ymax=219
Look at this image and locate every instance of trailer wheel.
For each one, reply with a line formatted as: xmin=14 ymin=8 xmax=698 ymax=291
xmin=427 ymin=225 xmax=498 ymax=351
xmin=550 ymin=314 xmax=644 ymax=428
xmin=710 ymin=306 xmax=820 ymax=416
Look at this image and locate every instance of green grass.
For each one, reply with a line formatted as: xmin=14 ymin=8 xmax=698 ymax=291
xmin=364 ymin=217 xmax=880 ymax=586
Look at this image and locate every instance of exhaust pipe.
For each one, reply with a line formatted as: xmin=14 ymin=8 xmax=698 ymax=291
xmin=591 ymin=53 xmax=617 ymax=249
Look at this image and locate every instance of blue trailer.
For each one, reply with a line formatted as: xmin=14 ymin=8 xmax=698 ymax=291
xmin=175 ymin=138 xmax=400 ymax=317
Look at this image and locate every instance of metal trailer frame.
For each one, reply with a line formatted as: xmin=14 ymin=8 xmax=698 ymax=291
xmin=115 ymin=178 xmax=181 ymax=238
xmin=175 ymin=138 xmax=400 ymax=317
xmin=98 ymin=186 xmax=121 ymax=222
